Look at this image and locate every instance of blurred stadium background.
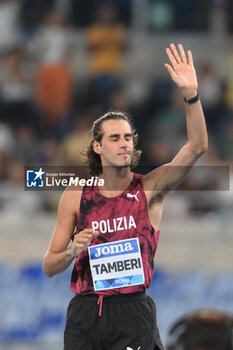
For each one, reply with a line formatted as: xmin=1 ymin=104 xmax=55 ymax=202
xmin=0 ymin=0 xmax=233 ymax=349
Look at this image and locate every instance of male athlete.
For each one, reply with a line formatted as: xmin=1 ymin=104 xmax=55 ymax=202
xmin=43 ymin=43 xmax=208 ymax=350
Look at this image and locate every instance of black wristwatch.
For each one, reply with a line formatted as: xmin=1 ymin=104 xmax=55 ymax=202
xmin=183 ymin=93 xmax=199 ymax=104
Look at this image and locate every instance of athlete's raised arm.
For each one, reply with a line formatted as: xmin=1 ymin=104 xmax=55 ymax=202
xmin=143 ymin=43 xmax=208 ymax=200
xmin=43 ymin=187 xmax=99 ymax=277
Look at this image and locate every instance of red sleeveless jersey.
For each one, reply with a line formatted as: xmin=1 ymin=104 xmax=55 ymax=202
xmin=70 ymin=173 xmax=160 ymax=296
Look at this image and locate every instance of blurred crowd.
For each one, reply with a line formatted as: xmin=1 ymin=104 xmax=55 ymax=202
xmin=0 ymin=0 xmax=232 ymax=216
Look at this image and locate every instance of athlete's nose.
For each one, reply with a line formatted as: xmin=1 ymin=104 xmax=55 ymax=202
xmin=119 ymin=137 xmax=128 ymax=149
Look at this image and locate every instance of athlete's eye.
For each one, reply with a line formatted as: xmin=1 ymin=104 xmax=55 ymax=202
xmin=125 ymin=135 xmax=132 ymax=141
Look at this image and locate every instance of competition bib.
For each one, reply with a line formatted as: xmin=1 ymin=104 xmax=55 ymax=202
xmin=88 ymin=237 xmax=144 ymax=291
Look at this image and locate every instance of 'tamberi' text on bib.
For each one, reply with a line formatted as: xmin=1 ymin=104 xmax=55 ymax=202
xmin=88 ymin=237 xmax=144 ymax=291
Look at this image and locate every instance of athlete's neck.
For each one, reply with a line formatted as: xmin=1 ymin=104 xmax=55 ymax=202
xmin=98 ymin=168 xmax=133 ymax=197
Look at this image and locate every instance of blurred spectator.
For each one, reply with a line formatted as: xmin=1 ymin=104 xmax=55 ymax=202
xmin=0 ymin=0 xmax=21 ymax=53
xmin=0 ymin=47 xmax=34 ymax=127
xmin=30 ymin=10 xmax=73 ymax=139
xmin=70 ymin=0 xmax=131 ymax=28
xmin=87 ymin=3 xmax=126 ymax=74
xmin=86 ymin=2 xmax=126 ymax=108
xmin=61 ymin=111 xmax=95 ymax=166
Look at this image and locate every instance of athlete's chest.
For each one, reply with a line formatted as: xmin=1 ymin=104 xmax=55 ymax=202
xmin=78 ymin=189 xmax=147 ymax=237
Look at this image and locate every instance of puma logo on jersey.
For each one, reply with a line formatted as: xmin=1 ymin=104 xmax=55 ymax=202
xmin=126 ymin=191 xmax=140 ymax=202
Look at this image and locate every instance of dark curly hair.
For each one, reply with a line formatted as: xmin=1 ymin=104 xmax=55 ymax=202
xmin=85 ymin=111 xmax=142 ymax=176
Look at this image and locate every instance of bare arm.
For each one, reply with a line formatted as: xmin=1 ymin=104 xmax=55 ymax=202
xmin=43 ymin=188 xmax=99 ymax=277
xmin=143 ymin=43 xmax=208 ymax=200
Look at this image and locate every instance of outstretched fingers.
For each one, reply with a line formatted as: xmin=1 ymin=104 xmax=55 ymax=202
xmin=166 ymin=43 xmax=194 ymax=68
xmin=178 ymin=43 xmax=187 ymax=64
xmin=166 ymin=47 xmax=177 ymax=68
xmin=164 ymin=63 xmax=176 ymax=81
xmin=187 ymin=49 xmax=194 ymax=67
xmin=169 ymin=43 xmax=182 ymax=63
xmin=166 ymin=43 xmax=185 ymax=70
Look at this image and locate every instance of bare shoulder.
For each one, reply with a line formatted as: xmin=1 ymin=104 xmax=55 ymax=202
xmin=59 ymin=184 xmax=83 ymax=214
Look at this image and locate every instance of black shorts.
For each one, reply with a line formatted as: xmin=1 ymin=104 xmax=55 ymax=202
xmin=64 ymin=291 xmax=164 ymax=350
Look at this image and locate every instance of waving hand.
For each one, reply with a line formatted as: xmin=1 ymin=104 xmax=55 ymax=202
xmin=165 ymin=43 xmax=198 ymax=96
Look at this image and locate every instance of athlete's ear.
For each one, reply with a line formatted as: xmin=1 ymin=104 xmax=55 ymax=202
xmin=92 ymin=140 xmax=101 ymax=155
